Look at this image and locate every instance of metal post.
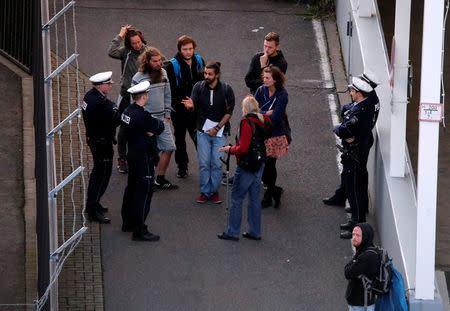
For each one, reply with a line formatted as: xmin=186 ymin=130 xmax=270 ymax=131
xmin=415 ymin=0 xmax=445 ymax=300
xmin=389 ymin=0 xmax=412 ymax=177
xmin=32 ymin=0 xmax=50 ymax=310
xmin=41 ymin=0 xmax=58 ymax=309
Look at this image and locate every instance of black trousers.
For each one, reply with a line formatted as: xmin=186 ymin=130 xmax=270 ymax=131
xmin=86 ymin=139 xmax=114 ymax=214
xmin=332 ymin=134 xmax=373 ymax=211
xmin=117 ymin=88 xmax=131 ymax=159
xmin=262 ymin=156 xmax=278 ymax=190
xmin=121 ymin=152 xmax=156 ymax=236
xmin=342 ymin=148 xmax=369 ymax=223
xmin=171 ymin=110 xmax=197 ymax=170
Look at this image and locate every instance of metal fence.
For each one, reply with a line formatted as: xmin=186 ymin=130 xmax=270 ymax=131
xmin=0 ymin=0 xmax=33 ymax=73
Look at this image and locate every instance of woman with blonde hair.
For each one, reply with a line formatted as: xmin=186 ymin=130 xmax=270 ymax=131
xmin=218 ymin=95 xmax=271 ymax=241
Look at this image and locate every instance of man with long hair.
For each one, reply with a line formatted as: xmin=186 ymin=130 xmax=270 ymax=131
xmin=108 ymin=25 xmax=147 ymax=174
xmin=131 ymin=47 xmax=178 ymax=190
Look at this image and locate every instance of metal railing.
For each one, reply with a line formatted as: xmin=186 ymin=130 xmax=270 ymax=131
xmin=0 ymin=0 xmax=33 ymax=73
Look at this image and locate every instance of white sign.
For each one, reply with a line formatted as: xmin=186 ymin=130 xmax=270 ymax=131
xmin=419 ymin=103 xmax=443 ymax=122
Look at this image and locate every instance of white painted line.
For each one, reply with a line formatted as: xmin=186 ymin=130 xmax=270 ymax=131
xmin=313 ymin=19 xmax=342 ymax=174
xmin=312 ymin=19 xmax=334 ymax=89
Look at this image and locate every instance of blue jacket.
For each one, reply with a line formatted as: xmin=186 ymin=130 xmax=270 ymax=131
xmin=254 ymin=85 xmax=288 ymax=138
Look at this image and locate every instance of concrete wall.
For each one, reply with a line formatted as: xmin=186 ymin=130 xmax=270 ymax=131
xmin=0 ymin=55 xmax=29 ymax=305
xmin=335 ymin=0 xmax=417 ymax=291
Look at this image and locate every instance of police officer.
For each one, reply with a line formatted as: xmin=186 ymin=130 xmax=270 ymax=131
xmin=323 ymin=71 xmax=380 ymax=210
xmin=333 ymin=77 xmax=374 ymax=239
xmin=120 ymin=81 xmax=165 ymax=241
xmin=82 ymin=71 xmax=120 ymax=224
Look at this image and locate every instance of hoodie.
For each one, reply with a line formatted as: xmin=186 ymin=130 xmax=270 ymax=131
xmin=344 ymin=223 xmax=380 ymax=306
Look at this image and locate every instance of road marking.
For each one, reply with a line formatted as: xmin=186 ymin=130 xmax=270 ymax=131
xmin=312 ymin=19 xmax=342 ymax=173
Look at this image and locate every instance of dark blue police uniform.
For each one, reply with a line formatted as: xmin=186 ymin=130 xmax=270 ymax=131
xmin=82 ymin=87 xmax=120 ymax=221
xmin=333 ymin=97 xmax=374 ymax=224
xmin=120 ymin=103 xmax=164 ymax=239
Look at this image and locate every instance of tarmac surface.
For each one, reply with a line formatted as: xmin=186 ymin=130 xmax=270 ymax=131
xmin=75 ymin=1 xmax=352 ymax=310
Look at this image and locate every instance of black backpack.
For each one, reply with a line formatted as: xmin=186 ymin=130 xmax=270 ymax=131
xmin=237 ymin=116 xmax=270 ymax=172
xmin=361 ymin=246 xmax=393 ymax=309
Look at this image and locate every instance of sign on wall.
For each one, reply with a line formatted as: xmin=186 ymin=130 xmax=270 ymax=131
xmin=419 ymin=103 xmax=443 ymax=122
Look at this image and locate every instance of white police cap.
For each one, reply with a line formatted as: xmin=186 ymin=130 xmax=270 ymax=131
xmin=361 ymin=70 xmax=380 ymax=87
xmin=89 ymin=71 xmax=113 ymax=85
xmin=127 ymin=81 xmax=150 ymax=95
xmin=348 ymin=76 xmax=373 ymax=93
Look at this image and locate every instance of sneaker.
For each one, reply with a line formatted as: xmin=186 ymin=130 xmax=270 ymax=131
xmin=221 ymin=176 xmax=234 ymax=186
xmin=177 ymin=168 xmax=188 ymax=178
xmin=117 ymin=158 xmax=128 ymax=174
xmin=155 ymin=176 xmax=179 ymax=190
xmin=196 ymin=193 xmax=208 ymax=203
xmin=210 ymin=192 xmax=223 ymax=204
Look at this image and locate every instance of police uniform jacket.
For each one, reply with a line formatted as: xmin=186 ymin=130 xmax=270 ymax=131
xmin=333 ymin=98 xmax=374 ymax=147
xmin=121 ymin=103 xmax=165 ymax=155
xmin=82 ymin=87 xmax=120 ymax=142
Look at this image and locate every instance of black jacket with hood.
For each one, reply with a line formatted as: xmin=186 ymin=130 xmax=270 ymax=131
xmin=344 ymin=223 xmax=380 ymax=306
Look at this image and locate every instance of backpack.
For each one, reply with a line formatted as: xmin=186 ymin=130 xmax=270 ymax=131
xmin=237 ymin=116 xmax=270 ymax=172
xmin=169 ymin=54 xmax=204 ymax=87
xmin=362 ymin=247 xmax=393 ymax=296
xmin=375 ymin=266 xmax=408 ymax=311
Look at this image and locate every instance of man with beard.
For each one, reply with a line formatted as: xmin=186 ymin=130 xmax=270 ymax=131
xmin=344 ymin=223 xmax=380 ymax=310
xmin=165 ymin=35 xmax=205 ymax=178
xmin=131 ymin=47 xmax=178 ymax=190
xmin=333 ymin=77 xmax=374 ymax=239
xmin=82 ymin=71 xmax=120 ymax=224
xmin=245 ymin=32 xmax=288 ymax=94
xmin=108 ymin=25 xmax=147 ymax=174
xmin=183 ymin=62 xmax=235 ymax=204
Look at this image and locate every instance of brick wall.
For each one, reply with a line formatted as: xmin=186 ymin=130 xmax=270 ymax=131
xmin=50 ymin=53 xmax=104 ymax=311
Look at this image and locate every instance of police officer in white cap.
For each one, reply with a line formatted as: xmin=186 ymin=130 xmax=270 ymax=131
xmin=332 ymin=76 xmax=374 ymax=239
xmin=120 ymin=81 xmax=165 ymax=241
xmin=323 ymin=71 xmax=380 ymax=211
xmin=82 ymin=71 xmax=120 ymax=224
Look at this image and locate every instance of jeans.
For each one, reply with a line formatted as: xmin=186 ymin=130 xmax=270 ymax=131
xmin=197 ymin=132 xmax=226 ymax=196
xmin=348 ymin=304 xmax=374 ymax=311
xmin=225 ymin=165 xmax=264 ymax=238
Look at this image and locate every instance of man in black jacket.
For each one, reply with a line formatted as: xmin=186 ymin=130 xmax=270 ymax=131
xmin=165 ymin=35 xmax=205 ymax=178
xmin=82 ymin=71 xmax=121 ymax=224
xmin=245 ymin=32 xmax=288 ymax=94
xmin=344 ymin=223 xmax=380 ymax=310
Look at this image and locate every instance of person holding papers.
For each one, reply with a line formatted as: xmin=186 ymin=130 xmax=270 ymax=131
xmin=183 ymin=62 xmax=235 ymax=204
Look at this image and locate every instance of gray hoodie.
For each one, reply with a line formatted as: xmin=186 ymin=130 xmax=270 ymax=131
xmin=131 ymin=69 xmax=173 ymax=119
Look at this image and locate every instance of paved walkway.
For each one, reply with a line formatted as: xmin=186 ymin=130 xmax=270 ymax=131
xmin=75 ymin=1 xmax=352 ymax=310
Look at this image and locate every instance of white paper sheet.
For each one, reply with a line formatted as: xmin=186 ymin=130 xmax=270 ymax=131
xmin=202 ymin=118 xmax=224 ymax=137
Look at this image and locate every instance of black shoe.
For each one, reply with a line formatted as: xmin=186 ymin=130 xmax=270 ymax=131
xmin=261 ymin=189 xmax=272 ymax=208
xmin=340 ymin=221 xmax=356 ymax=231
xmin=344 ymin=206 xmax=351 ymax=213
xmin=97 ymin=203 xmax=108 ymax=213
xmin=242 ymin=232 xmax=261 ymax=240
xmin=340 ymin=231 xmax=353 ymax=239
xmin=272 ymin=186 xmax=283 ymax=208
xmin=155 ymin=176 xmax=179 ymax=190
xmin=322 ymin=196 xmax=346 ymax=207
xmin=132 ymin=232 xmax=160 ymax=242
xmin=217 ymin=232 xmax=239 ymax=241
xmin=88 ymin=212 xmax=111 ymax=224
xmin=177 ymin=168 xmax=188 ymax=178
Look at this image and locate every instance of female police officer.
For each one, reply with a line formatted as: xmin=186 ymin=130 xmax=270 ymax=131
xmin=120 ymin=81 xmax=165 ymax=241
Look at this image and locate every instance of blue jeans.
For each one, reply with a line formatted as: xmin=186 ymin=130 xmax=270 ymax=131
xmin=225 ymin=164 xmax=264 ymax=238
xmin=348 ymin=305 xmax=374 ymax=311
xmin=197 ymin=132 xmax=226 ymax=196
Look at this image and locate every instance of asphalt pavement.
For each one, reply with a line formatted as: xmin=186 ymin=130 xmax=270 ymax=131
xmin=75 ymin=1 xmax=352 ymax=310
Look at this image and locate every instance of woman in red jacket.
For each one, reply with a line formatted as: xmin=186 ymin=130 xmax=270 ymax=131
xmin=218 ymin=95 xmax=271 ymax=241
